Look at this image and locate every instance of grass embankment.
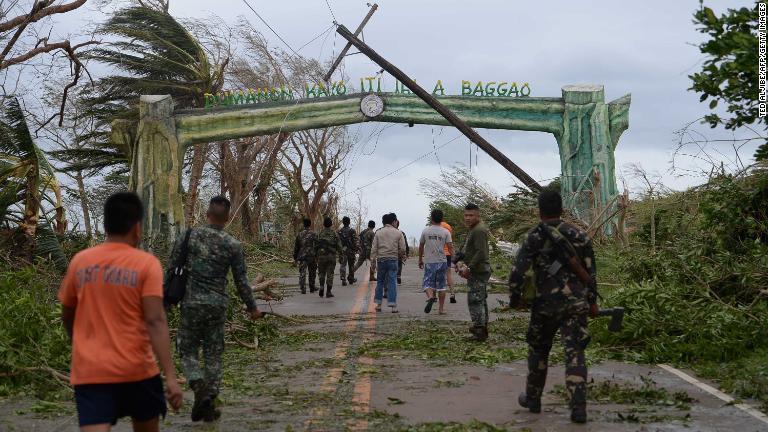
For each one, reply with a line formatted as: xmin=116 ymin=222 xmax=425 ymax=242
xmin=0 ymin=241 xmax=293 ymax=406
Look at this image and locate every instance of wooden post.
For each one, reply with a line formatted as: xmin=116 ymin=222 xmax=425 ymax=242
xmin=323 ymin=3 xmax=378 ymax=82
xmin=335 ymin=24 xmax=542 ymax=192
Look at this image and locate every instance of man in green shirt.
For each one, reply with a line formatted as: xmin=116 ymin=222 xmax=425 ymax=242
xmin=456 ymin=203 xmax=491 ymax=341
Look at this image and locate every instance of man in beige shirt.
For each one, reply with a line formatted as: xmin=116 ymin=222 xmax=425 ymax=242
xmin=371 ymin=213 xmax=406 ymax=312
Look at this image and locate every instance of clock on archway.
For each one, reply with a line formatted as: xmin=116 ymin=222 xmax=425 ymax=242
xmin=360 ymin=94 xmax=384 ymax=118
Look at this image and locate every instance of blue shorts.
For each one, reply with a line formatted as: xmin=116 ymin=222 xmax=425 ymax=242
xmin=423 ymin=262 xmax=448 ymax=291
xmin=74 ymin=374 xmax=167 ymax=426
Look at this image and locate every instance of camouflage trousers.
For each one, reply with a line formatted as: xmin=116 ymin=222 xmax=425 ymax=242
xmin=178 ymin=303 xmax=227 ymax=398
xmin=339 ymin=251 xmax=356 ymax=283
xmin=467 ymin=276 xmax=489 ymax=332
xmin=525 ymin=303 xmax=591 ymax=409
xmin=353 ymin=251 xmax=375 ymax=277
xmin=317 ymin=254 xmax=337 ymax=289
xmin=298 ymin=258 xmax=317 ymax=292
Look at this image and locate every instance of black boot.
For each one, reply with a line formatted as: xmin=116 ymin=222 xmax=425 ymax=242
xmin=341 ymin=279 xmax=348 ymax=286
xmin=309 ymin=285 xmax=316 ymax=293
xmin=190 ymin=380 xmax=210 ymax=422
xmin=571 ymin=406 xmax=587 ymax=423
xmin=326 ymin=287 xmax=334 ymax=298
xmin=518 ymin=393 xmax=541 ymax=413
xmin=202 ymin=393 xmax=221 ymax=423
xmin=319 ymin=286 xmax=325 ymax=297
xmin=468 ymin=325 xmax=488 ymax=342
xmin=300 ymin=285 xmax=306 ymax=294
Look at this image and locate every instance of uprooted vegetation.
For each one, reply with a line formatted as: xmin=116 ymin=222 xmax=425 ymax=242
xmin=590 ymin=166 xmax=768 ymax=410
xmin=0 ymin=243 xmax=294 ymax=403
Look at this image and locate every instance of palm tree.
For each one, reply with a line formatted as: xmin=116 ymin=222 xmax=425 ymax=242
xmin=0 ymin=97 xmax=66 ymax=262
xmin=51 ymin=6 xmax=227 ymax=222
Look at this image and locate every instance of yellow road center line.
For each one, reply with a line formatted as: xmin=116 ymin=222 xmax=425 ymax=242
xmin=305 ymin=271 xmax=372 ymax=429
xmin=349 ymin=279 xmax=378 ymax=431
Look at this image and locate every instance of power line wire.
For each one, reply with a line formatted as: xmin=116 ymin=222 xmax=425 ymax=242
xmin=343 ymin=135 xmax=464 ymax=197
xmin=296 ymin=23 xmax=336 ymax=53
xmin=241 ymin=0 xmax=301 ymax=58
xmin=323 ymin=0 xmax=338 ymax=22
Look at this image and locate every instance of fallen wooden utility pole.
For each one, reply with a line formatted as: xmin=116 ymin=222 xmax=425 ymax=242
xmin=335 ymin=24 xmax=542 ymax=191
xmin=323 ymin=3 xmax=378 ymax=82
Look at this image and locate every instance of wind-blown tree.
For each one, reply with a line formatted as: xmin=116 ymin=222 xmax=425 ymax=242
xmin=0 ymin=97 xmax=66 ymax=262
xmin=213 ymin=133 xmax=287 ymax=237
xmin=54 ymin=6 xmax=227 ymax=224
xmin=279 ymin=128 xmax=351 ymax=228
xmin=210 ymin=18 xmax=330 ymax=237
xmin=689 ymin=2 xmax=766 ymax=160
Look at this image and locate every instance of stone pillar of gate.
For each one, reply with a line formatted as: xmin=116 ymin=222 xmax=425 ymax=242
xmin=129 ymin=95 xmax=185 ymax=250
xmin=557 ymin=85 xmax=620 ymax=231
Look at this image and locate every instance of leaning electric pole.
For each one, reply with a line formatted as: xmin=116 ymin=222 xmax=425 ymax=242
xmin=334 ymin=24 xmax=542 ymax=192
xmin=323 ymin=3 xmax=378 ymax=82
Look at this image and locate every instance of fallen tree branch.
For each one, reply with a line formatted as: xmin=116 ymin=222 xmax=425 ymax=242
xmin=232 ymin=334 xmax=259 ymax=350
xmin=262 ymin=310 xmax=302 ymax=323
xmin=0 ymin=366 xmax=70 ymax=386
xmin=253 ymin=279 xmax=277 ymax=291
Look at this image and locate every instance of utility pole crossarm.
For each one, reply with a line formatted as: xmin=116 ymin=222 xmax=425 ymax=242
xmin=335 ymin=24 xmax=542 ymax=192
xmin=323 ymin=3 xmax=378 ymax=83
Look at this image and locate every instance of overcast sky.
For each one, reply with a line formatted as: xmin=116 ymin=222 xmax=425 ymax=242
xmin=42 ymin=0 xmax=760 ymax=238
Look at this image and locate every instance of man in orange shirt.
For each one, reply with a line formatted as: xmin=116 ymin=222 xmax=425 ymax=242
xmin=59 ymin=192 xmax=182 ymax=432
xmin=441 ymin=220 xmax=457 ymax=303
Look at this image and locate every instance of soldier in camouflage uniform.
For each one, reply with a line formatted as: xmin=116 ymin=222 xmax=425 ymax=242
xmin=455 ymin=203 xmax=491 ymax=342
xmin=353 ymin=220 xmax=377 ymax=281
xmin=508 ymin=189 xmax=598 ymax=424
xmin=293 ymin=218 xmax=317 ymax=294
xmin=315 ymin=217 xmax=343 ymax=298
xmin=337 ymin=216 xmax=359 ymax=286
xmin=169 ymin=196 xmax=263 ymax=423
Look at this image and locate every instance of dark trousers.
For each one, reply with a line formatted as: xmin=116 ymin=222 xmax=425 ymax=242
xmin=178 ymin=304 xmax=227 ymax=398
xmin=298 ymin=258 xmax=317 ymax=291
xmin=525 ymin=303 xmax=590 ymax=409
xmin=339 ymin=252 xmax=356 ymax=283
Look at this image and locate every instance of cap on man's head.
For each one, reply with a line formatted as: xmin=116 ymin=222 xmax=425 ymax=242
xmin=368 ymin=220 xmax=376 ymax=228
xmin=382 ymin=213 xmax=394 ymax=225
xmin=323 ymin=217 xmax=333 ymax=228
xmin=538 ymin=188 xmax=563 ymax=217
xmin=342 ymin=216 xmax=351 ymax=226
xmin=465 ymin=203 xmax=480 ymax=211
xmin=104 ymin=192 xmax=143 ymax=235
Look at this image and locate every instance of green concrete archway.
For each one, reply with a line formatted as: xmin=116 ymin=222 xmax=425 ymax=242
xmin=115 ymin=84 xmax=630 ymax=245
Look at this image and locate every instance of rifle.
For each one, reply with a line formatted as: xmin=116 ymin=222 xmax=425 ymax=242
xmin=538 ymin=223 xmax=593 ymax=287
xmin=538 ymin=223 xmax=626 ymax=332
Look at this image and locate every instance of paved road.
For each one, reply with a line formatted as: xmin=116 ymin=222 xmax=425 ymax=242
xmin=269 ymin=257 xmax=768 ymax=431
xmin=3 ymin=257 xmax=767 ymax=431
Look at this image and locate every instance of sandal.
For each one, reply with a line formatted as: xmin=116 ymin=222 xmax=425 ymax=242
xmin=424 ymin=297 xmax=437 ymax=314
